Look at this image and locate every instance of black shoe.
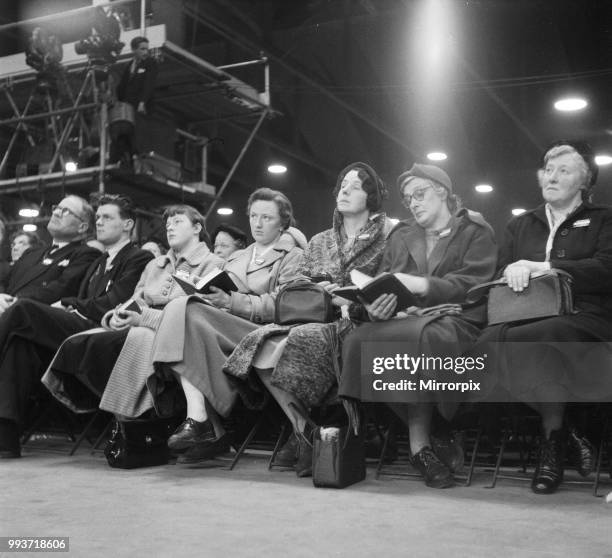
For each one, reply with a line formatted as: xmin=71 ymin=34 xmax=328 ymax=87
xmin=431 ymin=433 xmax=465 ymax=473
xmin=0 ymin=419 xmax=20 ymax=459
xmin=167 ymin=418 xmax=216 ymax=451
xmin=411 ymin=446 xmax=454 ymax=488
xmin=274 ymin=432 xmax=298 ymax=468
xmin=296 ymin=425 xmax=313 ymax=478
xmin=176 ymin=434 xmax=231 ymax=464
xmin=532 ymin=429 xmax=565 ymax=494
xmin=567 ymin=428 xmax=596 ymax=478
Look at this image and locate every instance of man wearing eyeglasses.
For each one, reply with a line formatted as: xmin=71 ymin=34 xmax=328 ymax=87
xmin=0 ymin=194 xmax=153 ymax=458
xmin=0 ymin=196 xmax=100 ymax=315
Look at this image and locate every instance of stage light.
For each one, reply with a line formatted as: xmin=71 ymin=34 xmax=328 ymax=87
xmin=474 ymin=184 xmax=493 ymax=193
xmin=217 ymin=207 xmax=233 ymax=216
xmin=512 ymin=208 xmax=526 ymax=216
xmin=23 ymin=224 xmax=38 ymax=232
xmin=65 ymin=161 xmax=77 ymax=172
xmin=595 ymin=155 xmax=612 ymax=166
xmin=426 ymin=152 xmax=447 ymax=161
xmin=19 ymin=207 xmax=40 ymax=218
xmin=554 ymin=98 xmax=587 ymax=112
xmin=267 ymin=164 xmax=287 ymax=174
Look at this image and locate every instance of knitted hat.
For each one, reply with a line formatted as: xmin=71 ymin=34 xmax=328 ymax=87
xmin=397 ymin=163 xmax=453 ymax=194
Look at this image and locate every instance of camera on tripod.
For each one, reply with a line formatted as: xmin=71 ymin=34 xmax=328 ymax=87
xmin=74 ymin=6 xmax=124 ymax=66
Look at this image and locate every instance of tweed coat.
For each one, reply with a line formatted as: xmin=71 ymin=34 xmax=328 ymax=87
xmin=224 ymin=211 xmax=393 ymax=408
xmin=101 ymin=236 xmax=304 ymax=418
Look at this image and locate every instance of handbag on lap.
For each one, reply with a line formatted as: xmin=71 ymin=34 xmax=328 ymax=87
xmin=467 ymin=269 xmax=575 ymax=326
xmin=274 ymin=280 xmax=335 ymax=325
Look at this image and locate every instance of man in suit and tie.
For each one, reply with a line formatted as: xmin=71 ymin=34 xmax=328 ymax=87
xmin=0 ymin=195 xmax=99 ymax=314
xmin=0 ymin=194 xmax=153 ymax=457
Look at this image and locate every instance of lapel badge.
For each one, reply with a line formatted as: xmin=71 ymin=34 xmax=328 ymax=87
xmin=439 ymin=228 xmax=452 ymax=238
xmin=572 ymin=219 xmax=590 ymax=228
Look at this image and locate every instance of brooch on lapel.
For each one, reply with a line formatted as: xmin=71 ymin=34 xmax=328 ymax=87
xmin=42 ymin=258 xmax=53 ymax=265
xmin=357 ymin=234 xmax=370 ymax=241
xmin=572 ymin=219 xmax=590 ymax=228
xmin=57 ymin=259 xmax=70 ymax=267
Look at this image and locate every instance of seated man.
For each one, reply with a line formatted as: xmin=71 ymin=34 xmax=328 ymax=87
xmin=0 ymin=195 xmax=100 ymax=314
xmin=0 ymin=194 xmax=153 ymax=458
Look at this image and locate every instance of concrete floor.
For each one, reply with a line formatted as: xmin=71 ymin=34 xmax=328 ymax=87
xmin=2 ymin=448 xmax=612 ymax=558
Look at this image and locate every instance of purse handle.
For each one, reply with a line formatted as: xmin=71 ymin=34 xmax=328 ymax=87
xmin=466 ymin=268 xmax=573 ymax=304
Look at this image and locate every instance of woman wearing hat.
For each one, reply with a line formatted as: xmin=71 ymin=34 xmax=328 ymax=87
xmin=338 ymin=163 xmax=497 ymax=488
xmin=224 ymin=162 xmax=393 ymax=475
xmin=475 ymin=141 xmax=612 ymax=494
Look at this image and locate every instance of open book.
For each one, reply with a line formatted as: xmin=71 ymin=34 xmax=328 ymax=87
xmin=172 ymin=268 xmax=238 ymax=295
xmin=333 ymin=269 xmax=417 ymax=310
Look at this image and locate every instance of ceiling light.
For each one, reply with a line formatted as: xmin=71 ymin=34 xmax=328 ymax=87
xmin=217 ymin=207 xmax=233 ymax=216
xmin=19 ymin=207 xmax=39 ymax=218
xmin=65 ymin=161 xmax=77 ymax=172
xmin=23 ymin=223 xmax=37 ymax=232
xmin=268 ymin=164 xmax=287 ymax=174
xmin=595 ymin=155 xmax=612 ymax=166
xmin=512 ymin=208 xmax=526 ymax=216
xmin=474 ymin=184 xmax=493 ymax=193
xmin=553 ymin=98 xmax=587 ymax=112
xmin=426 ymin=152 xmax=447 ymax=161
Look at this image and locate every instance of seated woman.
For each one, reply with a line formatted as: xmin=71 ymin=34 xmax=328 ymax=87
xmin=225 ymin=162 xmax=392 ymax=475
xmin=475 ymin=140 xmax=612 ymax=495
xmin=99 ymin=187 xmax=304 ymax=463
xmin=42 ymin=205 xmax=224 ymax=412
xmin=338 ymin=163 xmax=497 ymax=488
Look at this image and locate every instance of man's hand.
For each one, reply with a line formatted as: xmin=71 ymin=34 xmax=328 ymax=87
xmin=0 ymin=294 xmax=16 ymax=315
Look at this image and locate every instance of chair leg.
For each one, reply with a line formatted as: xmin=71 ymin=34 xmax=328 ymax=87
xmin=463 ymin=428 xmax=482 ymax=487
xmin=90 ymin=419 xmax=113 ymax=455
xmin=593 ymin=417 xmax=608 ymax=497
xmin=375 ymin=419 xmax=396 ymax=480
xmin=69 ymin=410 xmax=101 ymax=456
xmin=228 ymin=414 xmax=264 ymax=471
xmin=486 ymin=429 xmax=509 ymax=489
xmin=268 ymin=422 xmax=289 ymax=470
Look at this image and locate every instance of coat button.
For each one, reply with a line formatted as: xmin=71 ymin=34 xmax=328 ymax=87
xmin=162 ymin=290 xmax=168 ymax=295
xmin=556 ymin=249 xmax=566 ymax=258
xmin=560 ymin=229 xmax=569 ymax=237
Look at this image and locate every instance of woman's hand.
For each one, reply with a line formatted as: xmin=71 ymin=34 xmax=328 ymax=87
xmin=108 ymin=309 xmax=142 ymax=330
xmin=320 ymin=282 xmax=352 ymax=307
xmin=363 ymin=293 xmax=397 ymax=322
xmin=202 ymin=286 xmax=231 ymax=310
xmin=504 ymin=260 xmax=550 ymax=292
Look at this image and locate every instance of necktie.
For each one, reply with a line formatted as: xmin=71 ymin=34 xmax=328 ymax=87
xmin=87 ymin=253 xmax=110 ymax=297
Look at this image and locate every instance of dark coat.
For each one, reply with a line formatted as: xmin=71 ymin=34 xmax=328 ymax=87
xmin=60 ymin=243 xmax=154 ymax=324
xmin=0 ymin=260 xmax=10 ymax=292
xmin=4 ymin=242 xmax=99 ymax=303
xmin=116 ymin=56 xmax=158 ymax=111
xmin=497 ymin=202 xmax=612 ymax=314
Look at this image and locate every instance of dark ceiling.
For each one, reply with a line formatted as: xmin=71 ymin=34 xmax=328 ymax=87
xmin=2 ymin=0 xmax=612 ymax=240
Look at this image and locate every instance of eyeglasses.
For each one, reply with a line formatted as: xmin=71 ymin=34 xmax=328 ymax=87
xmin=402 ymin=185 xmax=433 ymax=208
xmin=51 ymin=204 xmax=85 ymax=222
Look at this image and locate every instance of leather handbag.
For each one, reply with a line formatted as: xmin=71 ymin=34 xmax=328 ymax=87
xmin=467 ymin=269 xmax=575 ymax=326
xmin=104 ymin=419 xmax=173 ymax=469
xmin=274 ymin=280 xmax=335 ymax=325
xmin=312 ymin=425 xmax=366 ymax=488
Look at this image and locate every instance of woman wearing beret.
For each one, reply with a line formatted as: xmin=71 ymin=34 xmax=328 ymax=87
xmin=339 ymin=163 xmax=497 ymax=488
xmin=475 ymin=141 xmax=612 ymax=494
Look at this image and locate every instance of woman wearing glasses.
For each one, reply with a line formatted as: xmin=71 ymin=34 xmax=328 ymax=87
xmin=338 ymin=163 xmax=497 ymax=488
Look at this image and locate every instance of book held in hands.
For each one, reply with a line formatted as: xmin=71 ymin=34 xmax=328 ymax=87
xmin=333 ymin=269 xmax=417 ymax=310
xmin=172 ymin=268 xmax=238 ymax=295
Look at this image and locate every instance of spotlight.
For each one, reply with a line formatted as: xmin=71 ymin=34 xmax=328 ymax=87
xmin=474 ymin=184 xmax=493 ymax=193
xmin=512 ymin=208 xmax=526 ymax=216
xmin=19 ymin=207 xmax=40 ymax=218
xmin=267 ymin=164 xmax=287 ymax=174
xmin=65 ymin=161 xmax=77 ymax=172
xmin=595 ymin=155 xmax=612 ymax=166
xmin=23 ymin=224 xmax=38 ymax=232
xmin=554 ymin=98 xmax=587 ymax=112
xmin=426 ymin=152 xmax=447 ymax=161
xmin=217 ymin=207 xmax=233 ymax=216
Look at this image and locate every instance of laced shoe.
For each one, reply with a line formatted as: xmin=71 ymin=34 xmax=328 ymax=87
xmin=567 ymin=428 xmax=596 ymax=477
xmin=431 ymin=433 xmax=465 ymax=473
xmin=532 ymin=429 xmax=565 ymax=494
xmin=167 ymin=418 xmax=216 ymax=451
xmin=411 ymin=446 xmax=454 ymax=488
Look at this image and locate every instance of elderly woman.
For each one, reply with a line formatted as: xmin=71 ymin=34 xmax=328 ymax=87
xmin=10 ymin=231 xmax=43 ymax=263
xmin=99 ymin=188 xmax=304 ymax=463
xmin=225 ymin=162 xmax=392 ymax=475
xmin=42 ymin=205 xmax=224 ymax=411
xmin=338 ymin=163 xmax=497 ymax=488
xmin=212 ymin=224 xmax=248 ymax=260
xmin=475 ymin=140 xmax=612 ymax=495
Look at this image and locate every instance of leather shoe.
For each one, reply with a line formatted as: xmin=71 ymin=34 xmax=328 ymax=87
xmin=176 ymin=434 xmax=231 ymax=464
xmin=167 ymin=418 xmax=216 ymax=451
xmin=274 ymin=432 xmax=298 ymax=468
xmin=431 ymin=433 xmax=465 ymax=473
xmin=411 ymin=446 xmax=454 ymax=488
xmin=532 ymin=429 xmax=565 ymax=494
xmin=567 ymin=428 xmax=595 ymax=478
